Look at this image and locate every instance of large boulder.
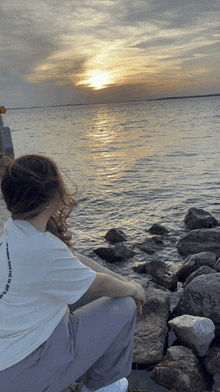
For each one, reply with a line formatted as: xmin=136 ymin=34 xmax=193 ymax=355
xmin=184 ymin=207 xmax=218 ymax=230
xmin=105 ymin=228 xmax=127 ymax=243
xmin=168 ymin=315 xmax=215 ymax=357
xmin=139 ymin=236 xmax=164 ymax=254
xmin=175 ymin=252 xmax=217 ymax=282
xmin=203 ymin=343 xmax=220 ymax=376
xmin=144 ymin=259 xmax=178 ymax=290
xmin=132 ymin=287 xmax=170 ymax=366
xmin=150 ymin=346 xmax=209 ymax=392
xmin=183 ymin=265 xmax=217 ymax=288
xmin=177 ymin=228 xmax=220 ymax=257
xmin=171 ymin=274 xmax=220 ymax=336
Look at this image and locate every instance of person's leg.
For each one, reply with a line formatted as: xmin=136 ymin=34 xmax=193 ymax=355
xmin=68 ymin=295 xmax=137 ymax=392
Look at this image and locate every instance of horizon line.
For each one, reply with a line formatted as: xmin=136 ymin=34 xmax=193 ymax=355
xmin=5 ymin=92 xmax=220 ymax=111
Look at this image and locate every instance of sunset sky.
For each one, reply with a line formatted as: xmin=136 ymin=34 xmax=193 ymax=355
xmin=1 ymin=0 xmax=220 ymax=108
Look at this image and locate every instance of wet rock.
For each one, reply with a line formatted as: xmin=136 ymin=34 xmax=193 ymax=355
xmin=114 ymin=243 xmax=135 ymax=259
xmin=168 ymin=315 xmax=215 ymax=357
xmin=94 ymin=243 xmax=135 ymax=263
xmin=147 ymin=223 xmax=169 ymax=235
xmin=177 ymin=228 xmax=220 ymax=257
xmin=133 ymin=288 xmax=170 ymax=366
xmin=176 ymin=252 xmax=217 ymax=282
xmin=139 ymin=236 xmax=164 ymax=254
xmin=132 ymin=262 xmax=146 ymax=274
xmin=171 ymin=274 xmax=220 ymax=337
xmin=150 ymin=346 xmax=208 ymax=392
xmin=184 ymin=207 xmax=218 ymax=230
xmin=105 ymin=228 xmax=127 ymax=243
xmin=203 ymin=343 xmax=220 ymax=376
xmin=144 ymin=259 xmax=178 ymax=290
xmin=183 ymin=265 xmax=217 ymax=288
xmin=93 ymin=247 xmax=122 ymax=262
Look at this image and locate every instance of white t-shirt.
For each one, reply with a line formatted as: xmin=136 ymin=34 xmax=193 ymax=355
xmin=0 ymin=217 xmax=96 ymax=371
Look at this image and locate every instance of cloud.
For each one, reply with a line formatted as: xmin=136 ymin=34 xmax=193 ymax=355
xmin=1 ymin=0 xmax=220 ymax=107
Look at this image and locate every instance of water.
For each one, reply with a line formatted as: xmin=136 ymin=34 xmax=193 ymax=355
xmin=3 ymin=96 xmax=220 ymax=390
xmin=4 ymin=97 xmax=220 ymax=268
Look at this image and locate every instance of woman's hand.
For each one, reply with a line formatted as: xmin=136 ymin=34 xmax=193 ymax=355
xmin=130 ymin=282 xmax=147 ymax=314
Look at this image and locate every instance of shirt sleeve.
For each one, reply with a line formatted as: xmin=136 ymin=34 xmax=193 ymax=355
xmin=41 ymin=242 xmax=97 ymax=305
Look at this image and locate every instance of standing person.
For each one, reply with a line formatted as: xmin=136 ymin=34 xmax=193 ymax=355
xmin=0 ymin=154 xmax=146 ymax=392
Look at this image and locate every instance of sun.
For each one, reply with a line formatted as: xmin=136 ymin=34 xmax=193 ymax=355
xmin=88 ymin=73 xmax=108 ymax=89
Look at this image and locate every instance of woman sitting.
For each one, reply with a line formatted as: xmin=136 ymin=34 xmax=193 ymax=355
xmin=0 ymin=154 xmax=146 ymax=392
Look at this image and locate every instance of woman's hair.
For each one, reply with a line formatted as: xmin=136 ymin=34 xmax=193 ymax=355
xmin=0 ymin=154 xmax=77 ymax=252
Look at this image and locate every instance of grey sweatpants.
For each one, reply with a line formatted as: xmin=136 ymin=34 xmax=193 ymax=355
xmin=1 ymin=293 xmax=137 ymax=392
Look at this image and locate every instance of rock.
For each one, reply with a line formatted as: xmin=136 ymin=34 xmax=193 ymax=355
xmin=150 ymin=346 xmax=208 ymax=392
xmin=168 ymin=315 xmax=215 ymax=357
xmin=105 ymin=228 xmax=127 ymax=243
xmin=177 ymin=228 xmax=220 ymax=257
xmin=133 ymin=288 xmax=170 ymax=366
xmin=214 ymin=258 xmax=220 ymax=272
xmin=203 ymin=343 xmax=220 ymax=376
xmin=147 ymin=223 xmax=169 ymax=235
xmin=176 ymin=252 xmax=217 ymax=282
xmin=139 ymin=236 xmax=164 ymax=254
xmin=132 ymin=262 xmax=146 ymax=274
xmin=144 ymin=259 xmax=178 ymax=290
xmin=171 ymin=274 xmax=220 ymax=337
xmin=94 ymin=243 xmax=135 ymax=262
xmin=183 ymin=265 xmax=217 ymax=288
xmin=169 ymin=289 xmax=184 ymax=313
xmin=114 ymin=243 xmax=135 ymax=259
xmin=184 ymin=207 xmax=218 ymax=230
xmin=93 ymin=247 xmax=123 ymax=262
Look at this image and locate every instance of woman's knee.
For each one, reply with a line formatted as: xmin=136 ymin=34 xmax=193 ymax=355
xmin=124 ymin=296 xmax=136 ymax=312
xmin=111 ymin=296 xmax=136 ymax=318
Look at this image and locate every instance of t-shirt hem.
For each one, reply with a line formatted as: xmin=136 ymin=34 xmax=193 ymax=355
xmin=0 ymin=307 xmax=67 ymax=371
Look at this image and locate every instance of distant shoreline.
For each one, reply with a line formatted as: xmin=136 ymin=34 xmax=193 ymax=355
xmin=6 ymin=92 xmax=220 ymax=111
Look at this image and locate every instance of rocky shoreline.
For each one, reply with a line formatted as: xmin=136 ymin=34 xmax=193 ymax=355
xmin=91 ymin=207 xmax=220 ymax=392
xmin=2 ymin=199 xmax=220 ymax=391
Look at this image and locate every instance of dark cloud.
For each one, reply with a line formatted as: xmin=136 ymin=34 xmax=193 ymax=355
xmin=116 ymin=0 xmax=220 ymax=29
xmin=131 ymin=37 xmax=176 ymax=49
xmin=75 ymin=79 xmax=179 ymax=105
xmin=0 ymin=10 xmax=59 ymax=73
xmin=28 ymin=56 xmax=90 ymax=85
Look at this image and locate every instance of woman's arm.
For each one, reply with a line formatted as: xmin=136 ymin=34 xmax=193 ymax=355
xmin=74 ymin=251 xmax=129 ymax=283
xmin=86 ymin=272 xmax=147 ymax=314
xmin=86 ymin=272 xmax=135 ymax=297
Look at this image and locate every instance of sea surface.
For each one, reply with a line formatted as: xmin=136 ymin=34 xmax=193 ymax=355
xmin=3 ymin=96 xmax=220 ymax=390
xmin=4 ymin=97 xmax=220 ymax=270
